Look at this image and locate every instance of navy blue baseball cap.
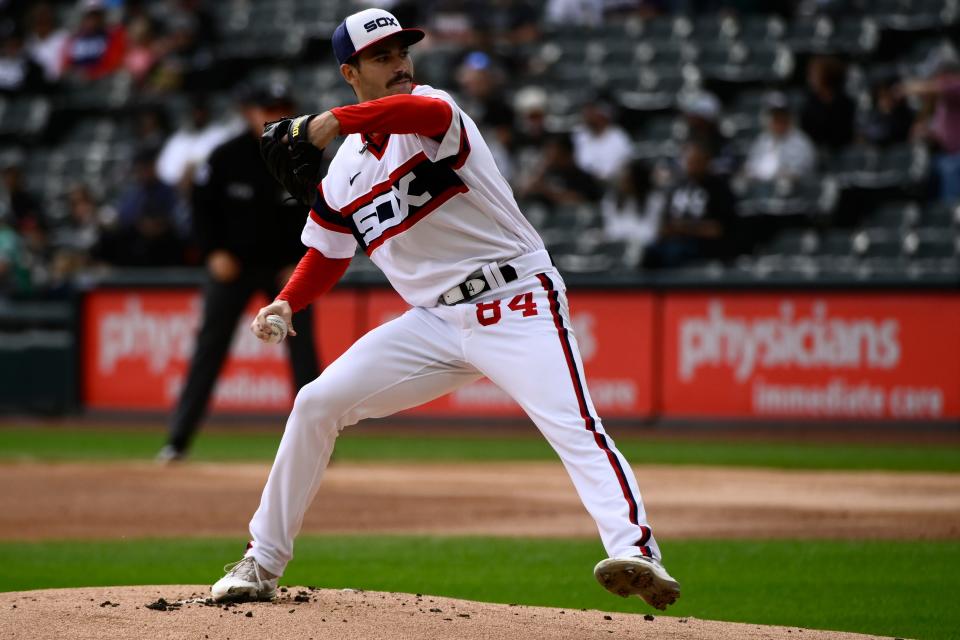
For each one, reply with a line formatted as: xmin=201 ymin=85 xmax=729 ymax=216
xmin=332 ymin=8 xmax=425 ymax=66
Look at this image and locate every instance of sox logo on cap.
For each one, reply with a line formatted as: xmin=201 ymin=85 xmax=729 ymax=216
xmin=332 ymin=8 xmax=426 ymax=66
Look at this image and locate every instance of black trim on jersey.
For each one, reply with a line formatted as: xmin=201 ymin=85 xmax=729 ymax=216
xmin=311 ymin=187 xmax=351 ymax=233
xmin=451 ymin=114 xmax=471 ymax=169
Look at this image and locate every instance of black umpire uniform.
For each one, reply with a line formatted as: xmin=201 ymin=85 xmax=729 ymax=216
xmin=161 ymin=84 xmax=320 ymax=459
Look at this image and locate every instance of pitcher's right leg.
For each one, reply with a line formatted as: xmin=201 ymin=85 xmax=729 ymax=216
xmin=246 ymin=307 xmax=480 ymax=578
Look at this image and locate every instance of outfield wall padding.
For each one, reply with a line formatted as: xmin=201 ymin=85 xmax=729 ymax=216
xmin=80 ymin=287 xmax=960 ymax=421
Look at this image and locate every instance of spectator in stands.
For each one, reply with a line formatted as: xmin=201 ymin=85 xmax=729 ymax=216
xmin=572 ymin=97 xmax=633 ymax=183
xmin=426 ymin=0 xmax=484 ymax=48
xmin=136 ymin=105 xmax=172 ymax=150
xmin=0 ymin=23 xmax=48 ymax=94
xmin=601 ymin=158 xmax=664 ymax=250
xmin=544 ymin=0 xmax=606 ymax=26
xmin=800 ymin=55 xmax=856 ymax=149
xmin=151 ymin=0 xmax=218 ymax=92
xmin=470 ymin=0 xmax=540 ymax=46
xmin=98 ymin=146 xmax=184 ymax=266
xmin=899 ymin=55 xmax=960 ymax=201
xmin=512 ymin=86 xmax=551 ymax=186
xmin=62 ymin=0 xmax=126 ymax=81
xmin=518 ymin=133 xmax=604 ymax=206
xmin=0 ymin=153 xmax=48 ymax=260
xmin=455 ymin=51 xmax=516 ymax=180
xmin=24 ymin=3 xmax=68 ymax=83
xmin=857 ymin=77 xmax=914 ymax=147
xmin=744 ymin=92 xmax=816 ymax=182
xmin=642 ymin=140 xmax=737 ymax=268
xmin=48 ymin=184 xmax=108 ymax=287
xmin=0 ymin=214 xmax=30 ymax=297
xmin=157 ymin=82 xmax=320 ymax=462
xmin=678 ymin=89 xmax=737 ymax=175
xmin=544 ymin=0 xmax=666 ymax=25
xmin=122 ymin=13 xmax=160 ymax=86
xmin=682 ymin=0 xmax=789 ymax=14
xmin=156 ymin=94 xmax=239 ymax=189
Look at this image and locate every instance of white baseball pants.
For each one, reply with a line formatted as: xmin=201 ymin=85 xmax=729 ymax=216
xmin=248 ymin=268 xmax=661 ymax=576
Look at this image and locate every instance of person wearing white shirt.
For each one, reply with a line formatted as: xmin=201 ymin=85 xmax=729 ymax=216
xmin=601 ymin=159 xmax=662 ymax=249
xmin=156 ymin=95 xmax=242 ymax=188
xmin=744 ymin=92 xmax=817 ymax=182
xmin=24 ymin=3 xmax=69 ymax=82
xmin=572 ymin=99 xmax=634 ymax=182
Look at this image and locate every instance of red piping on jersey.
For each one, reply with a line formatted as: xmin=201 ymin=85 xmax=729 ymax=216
xmin=362 ymin=133 xmax=390 ymax=160
xmin=340 ymin=151 xmax=429 ymax=216
xmin=364 ymin=182 xmax=468 ymax=255
xmin=276 ymin=248 xmax=351 ymax=312
xmin=330 ymin=94 xmax=453 ymax=138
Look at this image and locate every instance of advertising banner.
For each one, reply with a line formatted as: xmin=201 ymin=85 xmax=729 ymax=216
xmin=82 ymin=289 xmax=359 ymax=412
xmin=83 ymin=288 xmax=654 ymax=417
xmin=661 ymin=293 xmax=960 ymax=419
xmin=360 ymin=290 xmax=656 ymax=418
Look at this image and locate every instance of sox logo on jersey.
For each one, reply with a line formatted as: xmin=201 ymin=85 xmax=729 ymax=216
xmin=313 ymin=150 xmax=467 ymax=254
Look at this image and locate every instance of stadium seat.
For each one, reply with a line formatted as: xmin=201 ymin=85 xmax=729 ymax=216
xmin=855 ymin=230 xmax=903 ymax=258
xmin=789 ymin=14 xmax=879 ymax=55
xmin=867 ymin=201 xmax=921 ymax=229
xmin=873 ymin=0 xmax=958 ymax=31
xmin=737 ymin=177 xmax=831 ymax=217
xmin=698 ymin=41 xmax=795 ymax=84
xmin=827 ymin=144 xmax=928 ymax=190
xmin=761 ymin=228 xmax=820 ymax=257
xmin=918 ymin=201 xmax=960 ymax=228
xmin=911 ymin=231 xmax=959 ymax=259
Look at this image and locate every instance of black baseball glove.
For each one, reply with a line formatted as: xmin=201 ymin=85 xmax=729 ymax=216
xmin=260 ymin=114 xmax=325 ymax=207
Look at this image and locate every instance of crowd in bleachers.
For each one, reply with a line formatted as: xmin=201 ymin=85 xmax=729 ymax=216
xmin=1 ymin=0 xmax=959 ymax=298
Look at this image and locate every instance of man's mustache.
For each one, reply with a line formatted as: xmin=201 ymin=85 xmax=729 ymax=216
xmin=389 ymin=74 xmax=412 ymax=85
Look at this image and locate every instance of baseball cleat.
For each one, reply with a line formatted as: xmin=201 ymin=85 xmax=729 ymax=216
xmin=211 ymin=555 xmax=279 ymax=602
xmin=594 ymin=556 xmax=681 ymax=610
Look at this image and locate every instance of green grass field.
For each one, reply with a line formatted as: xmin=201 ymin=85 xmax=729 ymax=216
xmin=2 ymin=424 xmax=958 ymax=639
xmin=1 ymin=536 xmax=956 ymax=639
xmin=2 ymin=426 xmax=959 ymax=471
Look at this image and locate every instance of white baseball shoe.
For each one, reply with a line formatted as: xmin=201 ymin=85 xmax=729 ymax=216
xmin=594 ymin=556 xmax=681 ymax=610
xmin=211 ymin=555 xmax=279 ymax=602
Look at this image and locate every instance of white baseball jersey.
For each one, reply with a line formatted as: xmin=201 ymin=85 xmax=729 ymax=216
xmin=244 ymin=83 xmax=666 ymax=591
xmin=301 ymin=84 xmax=545 ymax=307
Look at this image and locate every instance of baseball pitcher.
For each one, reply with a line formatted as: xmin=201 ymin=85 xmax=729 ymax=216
xmin=211 ymin=8 xmax=680 ymax=611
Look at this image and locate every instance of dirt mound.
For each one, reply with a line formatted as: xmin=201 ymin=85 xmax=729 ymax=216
xmin=2 ymin=461 xmax=959 ymax=541
xmin=0 ymin=586 xmax=890 ymax=640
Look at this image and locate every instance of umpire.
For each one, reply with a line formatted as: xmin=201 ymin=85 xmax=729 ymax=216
xmin=158 ymin=82 xmax=321 ymax=462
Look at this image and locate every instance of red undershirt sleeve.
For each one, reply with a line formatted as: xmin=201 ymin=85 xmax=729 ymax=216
xmin=276 ymin=248 xmax=351 ymax=312
xmin=330 ymin=94 xmax=453 ymax=138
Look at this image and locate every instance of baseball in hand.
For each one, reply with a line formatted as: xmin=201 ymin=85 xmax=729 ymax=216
xmin=264 ymin=314 xmax=288 ymax=344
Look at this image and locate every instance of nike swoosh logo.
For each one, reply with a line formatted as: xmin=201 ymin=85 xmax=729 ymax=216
xmin=349 ymin=171 xmax=362 ymax=186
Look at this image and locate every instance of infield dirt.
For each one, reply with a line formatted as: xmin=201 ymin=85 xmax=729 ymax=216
xmin=0 ymin=585 xmax=892 ymax=640
xmin=1 ymin=460 xmax=958 ymax=540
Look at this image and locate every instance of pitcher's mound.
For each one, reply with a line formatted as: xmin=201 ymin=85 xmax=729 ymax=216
xmin=0 ymin=585 xmax=888 ymax=640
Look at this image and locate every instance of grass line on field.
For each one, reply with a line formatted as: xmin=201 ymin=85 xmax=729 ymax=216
xmin=1 ymin=426 xmax=959 ymax=471
xmin=0 ymin=536 xmax=956 ymax=640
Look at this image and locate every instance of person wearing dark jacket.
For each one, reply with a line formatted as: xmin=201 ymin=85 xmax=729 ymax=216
xmin=642 ymin=141 xmax=737 ymax=268
xmin=799 ymin=55 xmax=856 ymax=149
xmin=158 ymin=83 xmax=321 ymax=461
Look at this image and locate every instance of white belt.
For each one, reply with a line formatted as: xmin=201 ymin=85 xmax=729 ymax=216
xmin=439 ymin=249 xmax=553 ymax=305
